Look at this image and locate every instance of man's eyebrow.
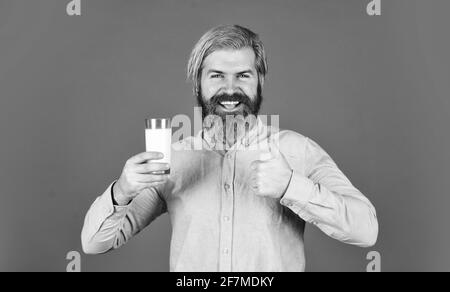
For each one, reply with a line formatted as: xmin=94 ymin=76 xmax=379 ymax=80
xmin=206 ymin=69 xmax=254 ymax=75
xmin=206 ymin=69 xmax=225 ymax=74
xmin=236 ymin=70 xmax=253 ymax=75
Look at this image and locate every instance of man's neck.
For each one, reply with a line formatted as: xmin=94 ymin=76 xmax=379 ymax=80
xmin=203 ymin=115 xmax=259 ymax=150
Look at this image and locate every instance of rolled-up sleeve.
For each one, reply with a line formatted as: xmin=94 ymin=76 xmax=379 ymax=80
xmin=81 ymin=181 xmax=167 ymax=254
xmin=280 ymin=137 xmax=378 ymax=247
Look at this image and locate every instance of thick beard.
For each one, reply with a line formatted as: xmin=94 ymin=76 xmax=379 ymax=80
xmin=197 ymin=84 xmax=263 ymax=147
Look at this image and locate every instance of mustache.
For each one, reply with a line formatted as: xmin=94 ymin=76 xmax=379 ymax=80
xmin=196 ymin=86 xmax=263 ymax=120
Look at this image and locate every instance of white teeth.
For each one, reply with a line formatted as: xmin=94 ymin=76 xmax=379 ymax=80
xmin=220 ymin=101 xmax=239 ymax=105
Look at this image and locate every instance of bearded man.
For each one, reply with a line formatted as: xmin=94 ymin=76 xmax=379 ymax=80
xmin=81 ymin=25 xmax=378 ymax=272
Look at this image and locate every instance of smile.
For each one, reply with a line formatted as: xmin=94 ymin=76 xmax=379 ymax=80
xmin=219 ymin=101 xmax=242 ymax=110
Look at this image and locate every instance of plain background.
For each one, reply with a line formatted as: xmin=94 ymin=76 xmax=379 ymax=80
xmin=1 ymin=0 xmax=449 ymax=272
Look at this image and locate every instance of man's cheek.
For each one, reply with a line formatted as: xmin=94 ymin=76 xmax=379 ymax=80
xmin=202 ymin=83 xmax=217 ymax=96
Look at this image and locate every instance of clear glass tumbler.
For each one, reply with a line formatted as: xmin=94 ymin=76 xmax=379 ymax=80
xmin=145 ymin=118 xmax=172 ymax=174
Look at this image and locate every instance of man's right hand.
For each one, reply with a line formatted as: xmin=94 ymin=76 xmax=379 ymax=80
xmin=113 ymin=151 xmax=170 ymax=206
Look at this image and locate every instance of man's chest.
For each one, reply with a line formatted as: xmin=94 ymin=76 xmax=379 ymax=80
xmin=161 ymin=148 xmax=305 ymax=221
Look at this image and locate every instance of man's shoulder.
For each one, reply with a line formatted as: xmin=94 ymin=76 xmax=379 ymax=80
xmin=270 ymin=129 xmax=310 ymax=158
xmin=275 ymin=129 xmax=309 ymax=145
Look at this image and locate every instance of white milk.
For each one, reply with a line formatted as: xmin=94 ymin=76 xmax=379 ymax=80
xmin=145 ymin=128 xmax=172 ymax=165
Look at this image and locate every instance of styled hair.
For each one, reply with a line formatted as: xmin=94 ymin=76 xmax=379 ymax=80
xmin=187 ymin=24 xmax=268 ymax=96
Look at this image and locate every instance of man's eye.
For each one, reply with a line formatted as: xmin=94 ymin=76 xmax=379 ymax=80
xmin=211 ymin=74 xmax=223 ymax=78
xmin=238 ymin=74 xmax=250 ymax=79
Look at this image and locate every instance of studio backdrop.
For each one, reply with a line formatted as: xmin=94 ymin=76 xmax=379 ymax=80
xmin=1 ymin=0 xmax=449 ymax=272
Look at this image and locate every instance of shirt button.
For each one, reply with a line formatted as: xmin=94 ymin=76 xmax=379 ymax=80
xmin=224 ymin=216 xmax=230 ymax=222
xmin=226 ymin=153 xmax=232 ymax=160
xmin=223 ymin=248 xmax=229 ymax=255
xmin=224 ymin=183 xmax=230 ymax=191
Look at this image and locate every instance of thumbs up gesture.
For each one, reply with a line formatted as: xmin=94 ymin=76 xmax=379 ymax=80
xmin=249 ymin=139 xmax=293 ymax=199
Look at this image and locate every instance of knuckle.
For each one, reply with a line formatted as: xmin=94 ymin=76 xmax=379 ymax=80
xmin=124 ymin=160 xmax=134 ymax=171
xmin=124 ymin=168 xmax=133 ymax=176
xmin=145 ymin=164 xmax=153 ymax=172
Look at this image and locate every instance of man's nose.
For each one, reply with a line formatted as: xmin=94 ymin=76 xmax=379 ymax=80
xmin=224 ymin=77 xmax=237 ymax=95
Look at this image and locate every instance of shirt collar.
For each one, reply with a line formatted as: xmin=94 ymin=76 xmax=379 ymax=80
xmin=195 ymin=116 xmax=274 ymax=153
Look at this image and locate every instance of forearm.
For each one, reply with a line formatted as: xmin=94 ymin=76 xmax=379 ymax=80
xmin=81 ymin=181 xmax=168 ymax=254
xmin=81 ymin=181 xmax=129 ymax=254
xmin=281 ymin=171 xmax=378 ymax=247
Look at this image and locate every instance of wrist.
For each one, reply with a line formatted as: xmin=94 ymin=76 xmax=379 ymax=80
xmin=112 ymin=181 xmax=131 ymax=206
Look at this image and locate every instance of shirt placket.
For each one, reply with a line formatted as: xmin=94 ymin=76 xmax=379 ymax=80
xmin=218 ymin=151 xmax=235 ymax=272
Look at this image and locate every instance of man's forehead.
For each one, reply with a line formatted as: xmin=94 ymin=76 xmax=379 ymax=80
xmin=202 ymin=48 xmax=256 ymax=72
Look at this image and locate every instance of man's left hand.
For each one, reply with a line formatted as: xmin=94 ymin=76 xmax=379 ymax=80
xmin=250 ymin=141 xmax=293 ymax=199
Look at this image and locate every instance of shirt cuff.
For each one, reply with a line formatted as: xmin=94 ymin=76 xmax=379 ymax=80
xmin=82 ymin=181 xmax=130 ymax=249
xmin=95 ymin=181 xmax=129 ymax=223
xmin=279 ymin=171 xmax=316 ymax=221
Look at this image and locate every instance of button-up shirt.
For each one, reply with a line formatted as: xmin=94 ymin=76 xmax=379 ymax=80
xmin=81 ymin=118 xmax=378 ymax=272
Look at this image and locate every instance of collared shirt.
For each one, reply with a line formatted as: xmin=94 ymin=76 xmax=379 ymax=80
xmin=81 ymin=118 xmax=378 ymax=272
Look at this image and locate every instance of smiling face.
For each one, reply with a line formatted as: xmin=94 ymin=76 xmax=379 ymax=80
xmin=197 ymin=48 xmax=262 ymax=120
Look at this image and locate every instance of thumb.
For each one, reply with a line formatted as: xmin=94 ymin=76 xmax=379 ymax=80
xmin=259 ymin=139 xmax=273 ymax=161
xmin=268 ymin=137 xmax=282 ymax=159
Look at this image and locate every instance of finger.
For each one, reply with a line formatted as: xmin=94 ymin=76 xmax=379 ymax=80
xmin=258 ymin=140 xmax=272 ymax=161
xmin=128 ymin=151 xmax=164 ymax=164
xmin=135 ymin=173 xmax=169 ymax=183
xmin=135 ymin=162 xmax=170 ymax=174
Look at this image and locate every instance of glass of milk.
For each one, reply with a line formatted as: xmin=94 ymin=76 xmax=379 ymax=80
xmin=145 ymin=118 xmax=172 ymax=174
